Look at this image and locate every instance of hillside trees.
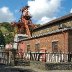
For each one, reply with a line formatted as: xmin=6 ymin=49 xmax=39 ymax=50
xmin=0 ymin=30 xmax=5 ymax=46
xmin=0 ymin=22 xmax=14 ymax=44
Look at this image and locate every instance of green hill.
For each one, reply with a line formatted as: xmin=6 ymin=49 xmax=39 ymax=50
xmin=0 ymin=22 xmax=14 ymax=45
xmin=0 ymin=26 xmax=8 ymax=34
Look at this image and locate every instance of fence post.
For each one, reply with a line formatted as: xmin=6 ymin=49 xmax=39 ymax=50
xmin=61 ymin=53 xmax=63 ymax=62
xmin=56 ymin=54 xmax=58 ymax=62
xmin=45 ymin=50 xmax=46 ymax=62
xmin=46 ymin=52 xmax=49 ymax=62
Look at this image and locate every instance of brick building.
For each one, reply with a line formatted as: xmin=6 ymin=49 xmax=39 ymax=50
xmin=18 ymin=13 xmax=72 ymax=62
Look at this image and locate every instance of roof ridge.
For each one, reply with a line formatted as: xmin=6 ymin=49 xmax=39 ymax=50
xmin=33 ymin=13 xmax=72 ymax=31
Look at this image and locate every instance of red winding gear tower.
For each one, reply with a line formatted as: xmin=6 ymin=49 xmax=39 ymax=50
xmin=12 ymin=6 xmax=36 ymax=37
xmin=11 ymin=6 xmax=37 ymax=58
xmin=20 ymin=6 xmax=31 ymax=37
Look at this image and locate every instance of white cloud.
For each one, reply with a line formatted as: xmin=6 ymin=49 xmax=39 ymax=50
xmin=70 ymin=8 xmax=72 ymax=13
xmin=0 ymin=7 xmax=15 ymax=22
xmin=28 ymin=0 xmax=62 ymax=24
xmin=37 ymin=16 xmax=56 ymax=24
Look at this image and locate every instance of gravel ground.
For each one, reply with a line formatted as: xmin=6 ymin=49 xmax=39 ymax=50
xmin=0 ymin=66 xmax=72 ymax=72
xmin=0 ymin=67 xmax=36 ymax=72
xmin=14 ymin=66 xmax=72 ymax=72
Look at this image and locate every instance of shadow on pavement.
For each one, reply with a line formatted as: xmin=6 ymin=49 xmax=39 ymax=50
xmin=0 ymin=67 xmax=37 ymax=72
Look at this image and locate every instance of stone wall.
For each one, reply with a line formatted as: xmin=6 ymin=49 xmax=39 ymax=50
xmin=45 ymin=63 xmax=72 ymax=70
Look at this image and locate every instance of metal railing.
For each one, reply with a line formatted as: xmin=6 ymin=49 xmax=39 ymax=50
xmin=25 ymin=52 xmax=69 ymax=63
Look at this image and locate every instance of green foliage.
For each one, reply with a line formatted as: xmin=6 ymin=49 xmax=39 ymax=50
xmin=0 ymin=22 xmax=14 ymax=44
xmin=1 ymin=22 xmax=14 ymax=32
xmin=5 ymin=33 xmax=14 ymax=44
xmin=0 ymin=30 xmax=5 ymax=46
xmin=0 ymin=26 xmax=8 ymax=34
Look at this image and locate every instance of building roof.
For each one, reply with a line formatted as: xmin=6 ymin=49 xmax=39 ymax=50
xmin=19 ymin=28 xmax=72 ymax=42
xmin=33 ymin=13 xmax=72 ymax=31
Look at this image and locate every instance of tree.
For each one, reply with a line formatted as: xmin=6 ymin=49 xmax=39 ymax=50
xmin=5 ymin=33 xmax=14 ymax=44
xmin=0 ymin=22 xmax=14 ymax=44
xmin=1 ymin=22 xmax=14 ymax=32
xmin=0 ymin=30 xmax=5 ymax=46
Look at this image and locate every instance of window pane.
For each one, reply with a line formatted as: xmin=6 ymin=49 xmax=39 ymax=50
xmin=27 ymin=45 xmax=30 ymax=52
xmin=35 ymin=43 xmax=40 ymax=52
xmin=52 ymin=41 xmax=58 ymax=52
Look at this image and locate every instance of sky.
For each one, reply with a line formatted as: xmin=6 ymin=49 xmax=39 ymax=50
xmin=0 ymin=0 xmax=72 ymax=24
